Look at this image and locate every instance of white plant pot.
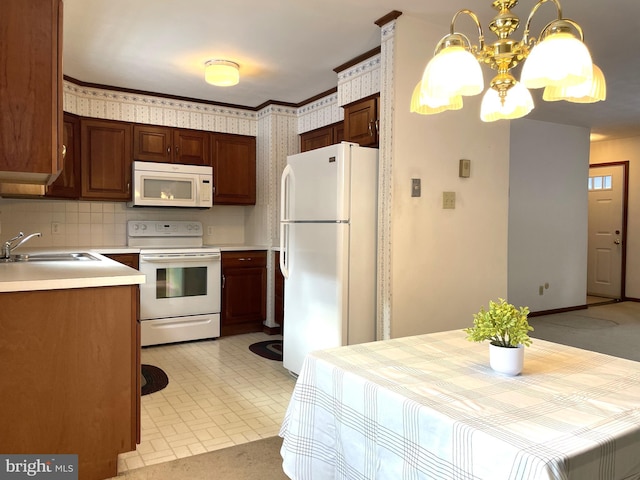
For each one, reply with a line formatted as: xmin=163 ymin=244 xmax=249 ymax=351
xmin=489 ymin=343 xmax=524 ymax=376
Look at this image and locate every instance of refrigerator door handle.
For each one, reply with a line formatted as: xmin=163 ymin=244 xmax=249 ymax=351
xmin=280 ymin=164 xmax=293 ymax=222
xmin=280 ymin=223 xmax=290 ymax=279
xmin=280 ymin=164 xmax=293 ymax=279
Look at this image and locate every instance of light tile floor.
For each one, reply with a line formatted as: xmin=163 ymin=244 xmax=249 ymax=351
xmin=117 ymin=332 xmax=295 ymax=473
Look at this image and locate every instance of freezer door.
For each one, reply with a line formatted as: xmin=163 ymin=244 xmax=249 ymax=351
xmin=283 ymin=222 xmax=349 ymax=375
xmin=284 ymin=143 xmax=350 ymax=221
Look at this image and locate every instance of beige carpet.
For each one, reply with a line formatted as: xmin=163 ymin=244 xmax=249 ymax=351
xmin=111 ymin=436 xmax=288 ymax=480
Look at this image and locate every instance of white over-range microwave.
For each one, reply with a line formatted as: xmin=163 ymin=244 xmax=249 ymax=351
xmin=130 ymin=161 xmax=213 ymax=208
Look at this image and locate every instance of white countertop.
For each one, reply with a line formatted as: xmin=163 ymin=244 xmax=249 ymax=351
xmin=0 ymin=249 xmax=145 ymax=293
xmin=0 ymin=244 xmax=272 ymax=293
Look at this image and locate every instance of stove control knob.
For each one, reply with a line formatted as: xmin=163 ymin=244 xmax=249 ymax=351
xmin=141 ymin=224 xmax=147 ymax=231
xmin=132 ymin=224 xmax=139 ymax=231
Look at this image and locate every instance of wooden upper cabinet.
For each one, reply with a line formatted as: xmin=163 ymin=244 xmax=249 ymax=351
xmin=0 ymin=0 xmax=63 ymax=184
xmin=81 ymin=118 xmax=133 ymax=201
xmin=47 ymin=113 xmax=81 ymax=199
xmin=133 ymin=125 xmax=210 ymax=166
xmin=211 ymin=133 xmax=256 ymax=205
xmin=174 ymin=129 xmax=210 ymax=166
xmin=300 ymin=122 xmax=344 ymax=152
xmin=133 ymin=125 xmax=172 ymax=163
xmin=343 ymin=94 xmax=379 ymax=147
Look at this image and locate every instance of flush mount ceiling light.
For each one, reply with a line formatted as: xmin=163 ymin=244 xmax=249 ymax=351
xmin=204 ymin=60 xmax=240 ymax=87
xmin=411 ymin=0 xmax=606 ymax=122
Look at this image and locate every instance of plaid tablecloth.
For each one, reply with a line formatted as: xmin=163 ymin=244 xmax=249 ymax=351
xmin=280 ymin=330 xmax=640 ymax=480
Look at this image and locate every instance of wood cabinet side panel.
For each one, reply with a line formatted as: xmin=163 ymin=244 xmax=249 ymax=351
xmin=0 ymin=286 xmax=136 ymax=480
xmin=47 ymin=113 xmax=81 ymax=198
xmin=0 ymin=0 xmax=61 ymax=176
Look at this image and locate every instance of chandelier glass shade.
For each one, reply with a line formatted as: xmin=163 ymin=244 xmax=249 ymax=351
xmin=205 ymin=60 xmax=240 ymax=87
xmin=413 ymin=0 xmax=605 ymax=121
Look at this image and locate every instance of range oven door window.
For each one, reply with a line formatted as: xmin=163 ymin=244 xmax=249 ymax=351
xmin=139 ymin=253 xmax=221 ymax=320
xmin=156 ymin=266 xmax=207 ymax=299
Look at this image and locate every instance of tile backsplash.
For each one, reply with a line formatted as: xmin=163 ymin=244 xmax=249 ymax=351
xmin=0 ymin=198 xmax=247 ymax=248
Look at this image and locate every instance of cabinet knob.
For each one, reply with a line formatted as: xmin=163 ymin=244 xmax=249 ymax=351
xmin=61 ymin=144 xmax=67 ymax=159
xmin=167 ymin=146 xmax=171 ymax=154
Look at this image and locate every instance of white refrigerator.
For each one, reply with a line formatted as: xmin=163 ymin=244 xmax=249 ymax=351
xmin=279 ymin=142 xmax=378 ymax=375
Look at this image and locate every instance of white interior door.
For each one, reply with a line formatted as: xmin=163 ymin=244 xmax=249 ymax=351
xmin=587 ymin=164 xmax=624 ymax=298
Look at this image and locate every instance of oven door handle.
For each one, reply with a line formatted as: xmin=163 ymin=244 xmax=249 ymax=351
xmin=140 ymin=253 xmax=221 ymax=263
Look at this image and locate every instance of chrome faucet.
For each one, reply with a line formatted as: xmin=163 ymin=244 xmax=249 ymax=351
xmin=2 ymin=232 xmax=42 ymax=259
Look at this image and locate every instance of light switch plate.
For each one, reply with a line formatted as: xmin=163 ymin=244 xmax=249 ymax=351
xmin=459 ymin=159 xmax=471 ymax=178
xmin=411 ymin=178 xmax=421 ymax=197
xmin=443 ymin=191 xmax=456 ymax=209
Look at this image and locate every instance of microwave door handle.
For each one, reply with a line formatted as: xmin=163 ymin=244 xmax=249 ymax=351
xmin=140 ymin=253 xmax=221 ymax=263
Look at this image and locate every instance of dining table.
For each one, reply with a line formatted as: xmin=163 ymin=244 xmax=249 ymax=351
xmin=279 ymin=330 xmax=640 ymax=479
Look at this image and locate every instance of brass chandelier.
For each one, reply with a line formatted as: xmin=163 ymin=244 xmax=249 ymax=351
xmin=411 ymin=0 xmax=606 ymax=122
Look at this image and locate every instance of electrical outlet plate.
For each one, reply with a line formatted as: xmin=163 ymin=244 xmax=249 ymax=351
xmin=443 ymin=191 xmax=456 ymax=209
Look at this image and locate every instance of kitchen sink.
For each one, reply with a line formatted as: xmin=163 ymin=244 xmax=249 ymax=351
xmin=11 ymin=252 xmax=100 ymax=262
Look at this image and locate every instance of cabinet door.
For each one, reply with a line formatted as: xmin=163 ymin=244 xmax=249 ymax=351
xmin=343 ymin=95 xmax=379 ymax=147
xmin=81 ymin=118 xmax=133 ymax=201
xmin=221 ymin=251 xmax=267 ymax=336
xmin=103 ymin=253 xmax=139 ymax=270
xmin=300 ymin=125 xmax=335 ymax=152
xmin=133 ymin=125 xmax=172 ymax=163
xmin=47 ymin=113 xmax=81 ymax=199
xmin=174 ymin=129 xmax=210 ymax=166
xmin=211 ymin=134 xmax=256 ymax=205
xmin=0 ymin=0 xmax=63 ymax=183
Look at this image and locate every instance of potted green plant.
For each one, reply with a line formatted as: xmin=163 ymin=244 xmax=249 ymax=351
xmin=464 ymin=298 xmax=533 ymax=375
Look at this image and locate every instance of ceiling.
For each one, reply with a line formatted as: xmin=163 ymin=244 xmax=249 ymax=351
xmin=62 ymin=0 xmax=640 ymax=140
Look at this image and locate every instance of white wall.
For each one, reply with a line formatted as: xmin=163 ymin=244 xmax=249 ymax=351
xmin=508 ymin=120 xmax=590 ymax=311
xmin=590 ymin=135 xmax=640 ymax=299
xmin=389 ymin=15 xmax=511 ymax=338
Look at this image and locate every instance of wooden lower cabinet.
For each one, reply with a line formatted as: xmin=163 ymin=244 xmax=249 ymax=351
xmin=0 ymin=285 xmax=139 ymax=480
xmin=221 ymin=251 xmax=267 ymax=336
xmin=103 ymin=253 xmax=139 ymax=270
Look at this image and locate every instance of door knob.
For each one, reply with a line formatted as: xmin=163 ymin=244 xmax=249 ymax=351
xmin=614 ymin=239 xmax=621 ymax=245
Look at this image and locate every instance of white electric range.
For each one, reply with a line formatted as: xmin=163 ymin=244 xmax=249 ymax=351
xmin=128 ymin=220 xmax=221 ymax=346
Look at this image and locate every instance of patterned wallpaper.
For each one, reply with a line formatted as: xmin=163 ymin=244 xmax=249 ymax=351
xmin=63 ymin=82 xmax=257 ymax=136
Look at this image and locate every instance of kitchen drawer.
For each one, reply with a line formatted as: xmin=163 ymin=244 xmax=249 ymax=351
xmin=221 ymin=250 xmax=266 ymax=268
